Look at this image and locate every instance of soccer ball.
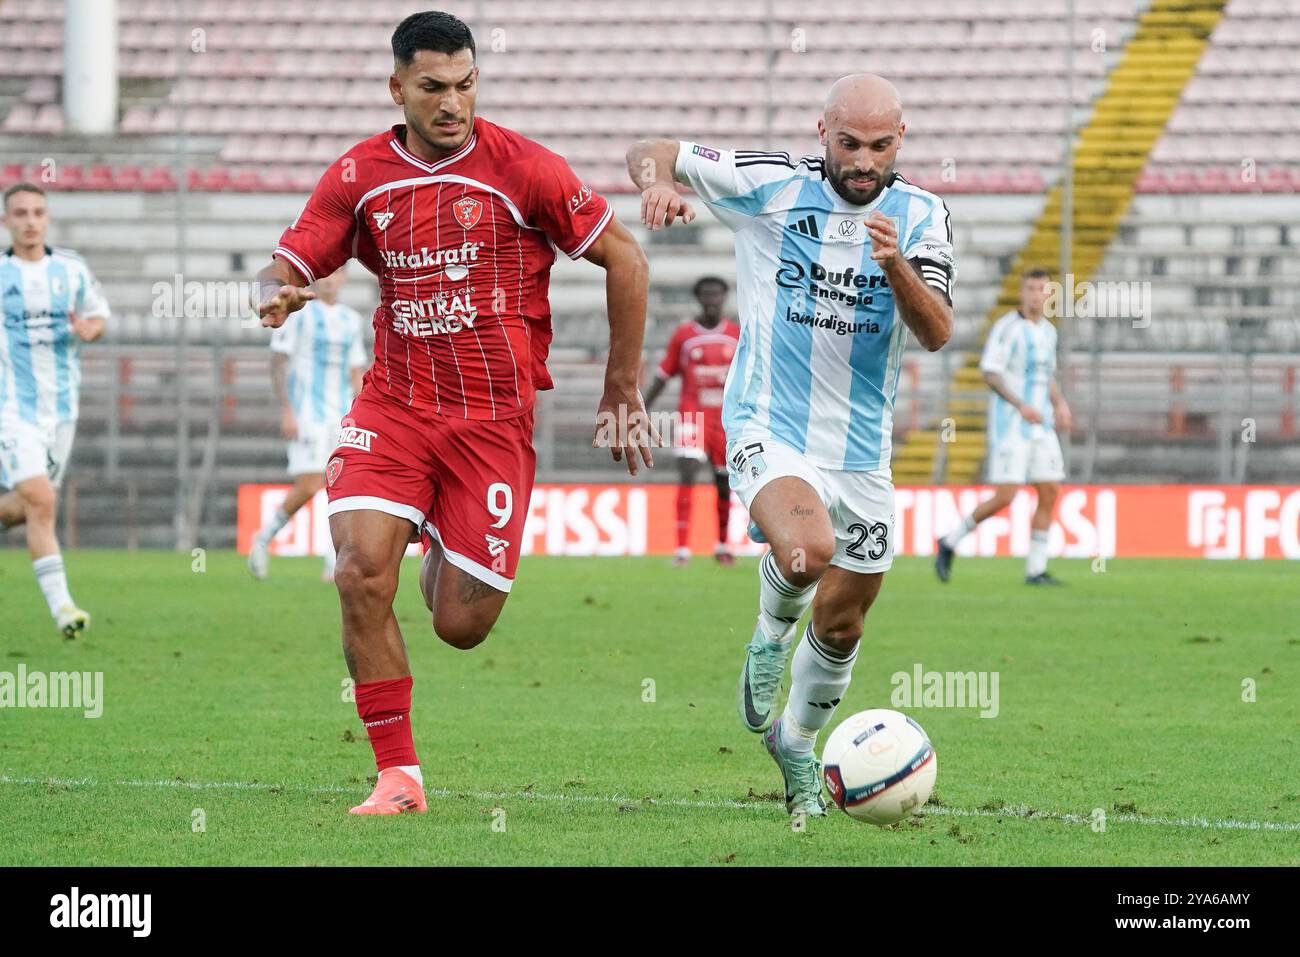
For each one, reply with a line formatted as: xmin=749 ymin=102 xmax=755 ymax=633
xmin=822 ymin=709 xmax=937 ymax=825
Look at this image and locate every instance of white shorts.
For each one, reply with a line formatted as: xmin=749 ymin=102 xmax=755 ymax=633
xmin=727 ymin=437 xmax=895 ymax=575
xmin=0 ymin=420 xmax=76 ymax=488
xmin=986 ymin=427 xmax=1065 ymax=485
xmin=287 ymin=423 xmax=338 ymax=476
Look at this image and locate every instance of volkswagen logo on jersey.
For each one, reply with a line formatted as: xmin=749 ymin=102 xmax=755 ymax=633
xmin=452 ymin=196 xmax=484 ymax=229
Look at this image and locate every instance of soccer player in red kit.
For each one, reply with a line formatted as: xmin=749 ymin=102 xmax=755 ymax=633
xmin=253 ymin=11 xmax=654 ymax=816
xmin=643 ymin=276 xmax=740 ymax=566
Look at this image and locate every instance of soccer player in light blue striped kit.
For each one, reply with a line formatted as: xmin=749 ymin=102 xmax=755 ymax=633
xmin=935 ymin=268 xmax=1072 ymax=585
xmin=0 ymin=183 xmax=109 ymax=638
xmin=628 ymin=75 xmax=954 ymax=816
xmin=248 ymin=264 xmax=367 ymax=582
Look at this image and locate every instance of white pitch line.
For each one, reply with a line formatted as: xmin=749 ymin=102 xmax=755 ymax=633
xmin=2 ymin=774 xmax=1298 ymax=833
xmin=922 ymin=803 xmax=1300 ymax=833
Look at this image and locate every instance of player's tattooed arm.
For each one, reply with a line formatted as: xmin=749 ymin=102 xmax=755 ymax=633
xmin=867 ymin=212 xmax=951 ymax=351
xmin=253 ymin=257 xmax=315 ymax=329
xmin=626 ymin=139 xmax=696 ymax=230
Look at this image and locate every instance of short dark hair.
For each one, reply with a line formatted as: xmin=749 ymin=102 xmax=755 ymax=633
xmin=392 ymin=11 xmax=475 ymax=67
xmin=3 ymin=182 xmax=45 ymax=208
xmin=693 ymin=275 xmax=729 ymax=298
xmin=1022 ymin=267 xmax=1051 ymax=282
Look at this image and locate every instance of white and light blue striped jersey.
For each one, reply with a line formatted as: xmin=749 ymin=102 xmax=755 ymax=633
xmin=270 ymin=300 xmax=367 ymax=428
xmin=675 ymin=142 xmax=955 ymax=471
xmin=980 ymin=310 xmax=1057 ymax=444
xmin=0 ymin=245 xmax=110 ymax=430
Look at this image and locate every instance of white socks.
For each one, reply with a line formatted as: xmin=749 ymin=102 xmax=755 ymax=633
xmin=758 ymin=551 xmax=816 ymax=642
xmin=394 ymin=764 xmax=423 ymax=786
xmin=33 ymin=554 xmax=74 ymax=616
xmin=780 ymin=624 xmax=858 ymax=755
xmin=1026 ymin=529 xmax=1049 ymax=577
xmin=941 ymin=514 xmax=977 ymax=549
xmin=256 ymin=507 xmax=291 ymax=543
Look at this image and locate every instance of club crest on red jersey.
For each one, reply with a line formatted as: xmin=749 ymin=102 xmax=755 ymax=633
xmin=326 ymin=457 xmax=344 ymax=486
xmin=452 ymin=196 xmax=484 ymax=229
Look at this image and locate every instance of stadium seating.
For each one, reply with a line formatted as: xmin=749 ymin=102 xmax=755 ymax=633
xmin=2 ymin=0 xmax=1299 ymax=546
xmin=3 ymin=0 xmax=1296 ymax=193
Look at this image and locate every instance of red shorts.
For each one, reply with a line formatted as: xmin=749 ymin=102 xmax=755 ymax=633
xmin=679 ymin=411 xmax=726 ymax=469
xmin=325 ymin=386 xmax=535 ymax=592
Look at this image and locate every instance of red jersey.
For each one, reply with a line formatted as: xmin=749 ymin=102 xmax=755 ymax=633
xmin=274 ymin=118 xmax=613 ymax=420
xmin=656 ymin=318 xmax=740 ymax=415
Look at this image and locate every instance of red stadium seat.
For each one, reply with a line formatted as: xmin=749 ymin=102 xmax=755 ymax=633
xmin=1197 ymin=168 xmax=1231 ymax=193
xmin=1134 ymin=169 xmax=1168 ymax=193
xmin=141 ymin=166 xmax=177 ymax=191
xmin=112 ymin=165 xmax=144 ymax=190
xmin=1166 ymin=169 xmax=1199 ymax=193
xmin=227 ymin=168 xmax=263 ymax=191
xmin=1260 ymin=168 xmax=1295 ymax=193
xmin=54 ymin=163 xmax=83 ymax=190
xmin=85 ymin=165 xmax=115 ymax=189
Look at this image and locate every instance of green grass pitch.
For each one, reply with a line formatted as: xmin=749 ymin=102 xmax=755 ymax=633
xmin=1 ymin=550 xmax=1296 ymax=866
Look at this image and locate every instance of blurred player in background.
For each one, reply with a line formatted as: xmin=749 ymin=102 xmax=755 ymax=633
xmin=935 ymin=268 xmax=1071 ymax=585
xmin=629 ymin=74 xmax=953 ymax=817
xmin=253 ymin=12 xmax=652 ymax=816
xmin=643 ymin=275 xmax=740 ymax=566
xmin=0 ymin=183 xmax=108 ymax=638
xmin=248 ymin=264 xmax=367 ymax=583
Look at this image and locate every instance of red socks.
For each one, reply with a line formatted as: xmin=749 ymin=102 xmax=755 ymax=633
xmin=676 ymin=485 xmax=692 ymax=549
xmin=355 ymin=676 xmax=418 ymax=771
xmin=716 ymin=486 xmax=731 ymax=544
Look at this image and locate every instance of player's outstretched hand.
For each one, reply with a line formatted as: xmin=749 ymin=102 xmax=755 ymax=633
xmin=640 ymin=184 xmax=696 ymax=231
xmin=257 ymin=284 xmax=316 ymax=328
xmin=593 ymin=385 xmax=658 ymax=476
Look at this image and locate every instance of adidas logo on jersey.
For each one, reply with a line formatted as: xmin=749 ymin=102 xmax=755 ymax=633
xmin=787 ymin=215 xmax=820 ymax=238
xmin=485 ymin=534 xmax=510 ymax=557
xmin=372 ymin=211 xmax=395 ymax=231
